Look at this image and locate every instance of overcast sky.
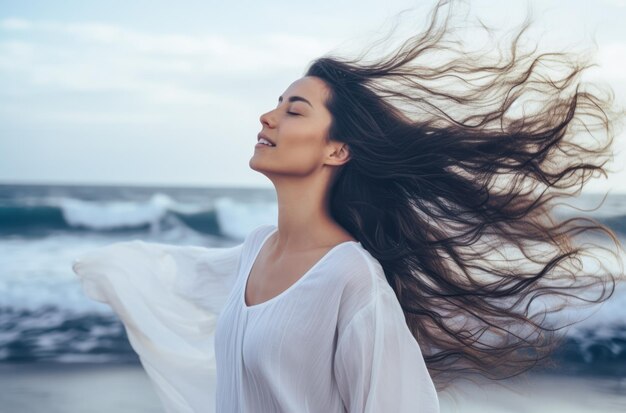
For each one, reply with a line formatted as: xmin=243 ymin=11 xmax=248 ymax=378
xmin=1 ymin=0 xmax=625 ymax=192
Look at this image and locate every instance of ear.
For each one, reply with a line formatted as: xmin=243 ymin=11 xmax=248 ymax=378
xmin=327 ymin=142 xmax=351 ymax=166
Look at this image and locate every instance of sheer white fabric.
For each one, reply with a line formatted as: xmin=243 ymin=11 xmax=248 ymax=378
xmin=72 ymin=223 xmax=440 ymax=413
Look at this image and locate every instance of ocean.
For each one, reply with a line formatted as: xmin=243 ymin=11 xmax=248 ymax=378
xmin=0 ymin=183 xmax=625 ymax=378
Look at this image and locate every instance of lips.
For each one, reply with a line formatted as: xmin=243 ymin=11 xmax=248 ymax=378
xmin=257 ymin=132 xmax=276 ymax=146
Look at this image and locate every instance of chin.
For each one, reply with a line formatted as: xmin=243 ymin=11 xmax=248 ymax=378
xmin=248 ymin=157 xmax=265 ymax=173
xmin=248 ymin=158 xmax=257 ymax=171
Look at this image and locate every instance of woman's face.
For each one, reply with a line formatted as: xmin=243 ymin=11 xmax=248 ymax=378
xmin=250 ymin=76 xmax=345 ymax=179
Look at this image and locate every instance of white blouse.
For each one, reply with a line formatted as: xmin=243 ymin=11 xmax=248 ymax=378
xmin=72 ymin=223 xmax=440 ymax=413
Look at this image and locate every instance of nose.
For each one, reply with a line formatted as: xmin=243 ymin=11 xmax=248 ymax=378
xmin=259 ymin=108 xmax=276 ymax=128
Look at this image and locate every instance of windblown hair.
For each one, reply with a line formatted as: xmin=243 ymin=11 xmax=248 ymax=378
xmin=305 ymin=0 xmax=625 ymax=391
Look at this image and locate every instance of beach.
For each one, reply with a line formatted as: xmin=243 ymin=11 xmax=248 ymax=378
xmin=0 ymin=363 xmax=165 ymax=413
xmin=1 ymin=362 xmax=624 ymax=413
xmin=1 ymin=185 xmax=625 ymax=412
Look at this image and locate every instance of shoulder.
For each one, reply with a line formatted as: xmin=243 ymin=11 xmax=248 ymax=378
xmin=245 ymin=223 xmax=276 ymax=246
xmin=332 ymin=242 xmax=384 ymax=287
xmin=333 ymin=243 xmax=396 ymax=327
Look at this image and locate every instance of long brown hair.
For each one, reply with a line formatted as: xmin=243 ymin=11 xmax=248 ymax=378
xmin=305 ymin=0 xmax=625 ymax=390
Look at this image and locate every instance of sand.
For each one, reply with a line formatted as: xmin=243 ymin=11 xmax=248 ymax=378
xmin=0 ymin=362 xmax=624 ymax=412
xmin=0 ymin=363 xmax=165 ymax=413
xmin=439 ymin=372 xmax=626 ymax=413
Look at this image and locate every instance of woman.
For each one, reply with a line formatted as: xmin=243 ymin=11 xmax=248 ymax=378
xmin=71 ymin=1 xmax=624 ymax=412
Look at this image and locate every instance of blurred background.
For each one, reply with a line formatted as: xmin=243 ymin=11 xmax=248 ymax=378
xmin=0 ymin=0 xmax=625 ymax=412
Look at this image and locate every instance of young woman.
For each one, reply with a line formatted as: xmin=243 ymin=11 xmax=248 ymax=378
xmin=72 ymin=1 xmax=624 ymax=412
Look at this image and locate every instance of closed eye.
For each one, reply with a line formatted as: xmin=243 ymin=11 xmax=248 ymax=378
xmin=287 ymin=111 xmax=301 ymax=116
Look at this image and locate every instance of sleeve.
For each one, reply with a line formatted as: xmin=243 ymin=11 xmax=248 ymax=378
xmin=333 ymin=287 xmax=440 ymax=413
xmin=71 ymin=239 xmax=244 ymax=413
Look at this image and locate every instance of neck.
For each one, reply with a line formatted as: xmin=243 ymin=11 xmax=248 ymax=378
xmin=270 ymin=174 xmax=343 ymax=251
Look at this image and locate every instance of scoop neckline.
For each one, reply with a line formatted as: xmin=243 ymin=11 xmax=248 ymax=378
xmin=241 ymin=225 xmax=360 ymax=310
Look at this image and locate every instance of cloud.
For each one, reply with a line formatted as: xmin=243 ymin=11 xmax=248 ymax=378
xmin=0 ymin=17 xmax=331 ymax=65
xmin=600 ymin=0 xmax=626 ymax=7
xmin=0 ymin=17 xmax=32 ymax=30
xmin=0 ymin=17 xmax=334 ymax=108
xmin=597 ymin=43 xmax=626 ymax=80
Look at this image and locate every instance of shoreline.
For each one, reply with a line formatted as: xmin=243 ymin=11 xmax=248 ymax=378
xmin=0 ymin=362 xmax=624 ymax=412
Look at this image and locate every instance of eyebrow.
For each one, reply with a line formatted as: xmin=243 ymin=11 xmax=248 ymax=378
xmin=278 ymin=95 xmax=313 ymax=108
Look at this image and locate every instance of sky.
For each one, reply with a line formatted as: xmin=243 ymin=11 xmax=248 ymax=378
xmin=1 ymin=0 xmax=625 ymax=192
